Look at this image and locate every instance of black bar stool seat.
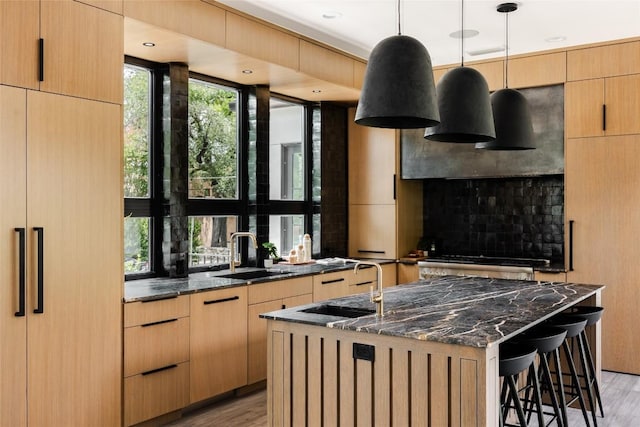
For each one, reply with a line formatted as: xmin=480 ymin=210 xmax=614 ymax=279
xmin=563 ymin=306 xmax=605 ymax=420
xmin=548 ymin=315 xmax=594 ymax=427
xmin=499 ymin=343 xmax=542 ymax=427
xmin=516 ymin=325 xmax=568 ymax=426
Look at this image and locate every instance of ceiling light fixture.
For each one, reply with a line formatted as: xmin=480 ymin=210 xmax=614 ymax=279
xmin=322 ymin=11 xmax=342 ymax=19
xmin=476 ymin=3 xmax=535 ymax=150
xmin=424 ymin=0 xmax=495 ymax=143
xmin=449 ymin=29 xmax=479 ymax=39
xmin=242 ymin=69 xmax=253 ymax=74
xmin=142 ymin=42 xmax=155 ymax=47
xmin=354 ymin=0 xmax=439 ymax=129
xmin=545 ymin=35 xmax=567 ymax=43
xmin=312 ymin=89 xmax=322 ymax=93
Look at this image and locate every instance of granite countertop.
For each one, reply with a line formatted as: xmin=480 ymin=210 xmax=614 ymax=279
xmin=123 ymin=258 xmax=395 ymax=302
xmin=260 ymin=275 xmax=603 ymax=348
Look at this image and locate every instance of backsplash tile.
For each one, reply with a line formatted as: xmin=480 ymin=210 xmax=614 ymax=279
xmin=423 ymin=176 xmax=564 ymax=262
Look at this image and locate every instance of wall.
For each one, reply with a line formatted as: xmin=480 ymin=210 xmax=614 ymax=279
xmin=422 ymin=176 xmax=564 ymax=261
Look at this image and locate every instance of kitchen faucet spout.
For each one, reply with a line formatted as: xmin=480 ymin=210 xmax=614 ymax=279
xmin=228 ymin=232 xmax=258 ymax=272
xmin=354 ymin=261 xmax=384 ymax=317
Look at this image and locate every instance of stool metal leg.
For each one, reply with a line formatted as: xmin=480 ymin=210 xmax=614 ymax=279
xmin=581 ymin=329 xmax=605 ymax=418
xmin=576 ymin=332 xmax=599 ymax=426
xmin=507 ymin=374 xmax=529 ymax=427
xmin=540 ymin=352 xmax=565 ymax=427
xmin=562 ymin=340 xmax=592 ymax=427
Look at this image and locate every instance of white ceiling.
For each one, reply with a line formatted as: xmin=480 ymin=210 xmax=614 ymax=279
xmin=217 ymin=0 xmax=640 ymax=66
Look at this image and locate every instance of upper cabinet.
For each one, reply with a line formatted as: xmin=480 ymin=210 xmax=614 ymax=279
xmin=567 ymin=41 xmax=640 ymax=81
xmin=0 ymin=1 xmax=123 ymax=103
xmin=566 ymin=73 xmax=640 ymax=138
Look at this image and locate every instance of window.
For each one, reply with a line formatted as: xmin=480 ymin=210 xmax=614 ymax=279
xmin=124 ymin=60 xmax=323 ymax=278
xmin=123 ymin=64 xmax=152 ymax=274
xmin=188 ymin=79 xmax=239 ymax=200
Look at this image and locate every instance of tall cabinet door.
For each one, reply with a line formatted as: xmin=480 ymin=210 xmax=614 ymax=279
xmin=0 ymin=86 xmax=28 ymax=427
xmin=26 ymin=91 xmax=122 ymax=426
xmin=566 ymin=135 xmax=640 ymax=374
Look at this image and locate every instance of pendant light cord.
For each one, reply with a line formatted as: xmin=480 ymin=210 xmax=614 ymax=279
xmin=397 ymin=0 xmax=401 ymax=35
xmin=460 ymin=0 xmax=465 ymax=66
xmin=505 ymin=9 xmax=509 ymax=88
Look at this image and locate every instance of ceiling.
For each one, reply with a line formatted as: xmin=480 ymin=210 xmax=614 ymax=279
xmin=216 ymin=0 xmax=640 ymax=67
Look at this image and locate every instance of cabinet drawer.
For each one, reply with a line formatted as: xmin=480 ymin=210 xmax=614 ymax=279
xmin=313 ymin=270 xmax=350 ymax=301
xmin=124 ymin=316 xmax=190 ymax=377
xmin=124 ymin=295 xmax=189 ymax=327
xmin=247 ymin=276 xmax=313 ymax=304
xmin=124 ymin=362 xmax=189 ymax=426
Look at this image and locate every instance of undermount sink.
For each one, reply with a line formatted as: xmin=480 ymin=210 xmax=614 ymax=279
xmin=299 ymin=304 xmax=375 ymax=319
xmin=216 ymin=269 xmax=282 ymax=280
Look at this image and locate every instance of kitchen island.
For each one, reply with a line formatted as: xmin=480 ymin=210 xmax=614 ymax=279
xmin=261 ymin=275 xmax=603 ymax=426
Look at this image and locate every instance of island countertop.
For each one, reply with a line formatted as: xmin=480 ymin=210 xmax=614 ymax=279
xmin=261 ymin=275 xmax=604 ymax=348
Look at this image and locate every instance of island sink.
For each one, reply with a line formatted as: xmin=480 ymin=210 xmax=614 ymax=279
xmin=299 ymin=304 xmax=375 ymax=318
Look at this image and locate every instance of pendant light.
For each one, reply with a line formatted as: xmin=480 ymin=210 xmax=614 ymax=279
xmin=476 ymin=3 xmax=535 ymax=150
xmin=424 ymin=0 xmax=495 ymax=143
xmin=354 ymin=0 xmax=439 ymax=129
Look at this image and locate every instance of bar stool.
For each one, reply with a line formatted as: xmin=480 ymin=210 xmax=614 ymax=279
xmin=564 ymin=306 xmax=605 ymax=419
xmin=516 ymin=325 xmax=567 ymax=427
xmin=547 ymin=315 xmax=593 ymax=427
xmin=499 ymin=342 xmax=542 ymax=427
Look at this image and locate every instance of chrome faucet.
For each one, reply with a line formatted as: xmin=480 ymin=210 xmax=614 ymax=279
xmin=354 ymin=261 xmax=384 ymax=318
xmin=228 ymin=232 xmax=258 ymax=272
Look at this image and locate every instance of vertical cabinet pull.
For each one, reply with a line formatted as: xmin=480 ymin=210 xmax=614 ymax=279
xmin=14 ymin=228 xmax=26 ymax=317
xmin=569 ymin=220 xmax=574 ymax=272
xmin=38 ymin=38 xmax=44 ymax=82
xmin=33 ymin=227 xmax=44 ymax=314
xmin=602 ymin=104 xmax=606 ymax=131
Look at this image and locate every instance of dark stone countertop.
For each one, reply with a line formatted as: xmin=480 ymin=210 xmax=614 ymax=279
xmin=260 ymin=275 xmax=603 ymax=348
xmin=123 ymin=258 xmax=395 ymax=302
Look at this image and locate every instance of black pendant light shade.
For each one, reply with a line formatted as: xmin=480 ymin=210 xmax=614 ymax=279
xmin=424 ymin=67 xmax=495 ymax=142
xmin=476 ymin=88 xmax=535 ymax=150
xmin=355 ymin=35 xmax=440 ymax=129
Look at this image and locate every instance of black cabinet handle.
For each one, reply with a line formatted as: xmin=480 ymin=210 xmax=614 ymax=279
xmin=33 ymin=227 xmax=44 ymax=314
xmin=141 ymin=364 xmax=178 ymax=376
xmin=321 ymin=278 xmax=344 ymax=285
xmin=602 ymin=104 xmax=606 ymax=131
xmin=141 ymin=318 xmax=178 ymax=328
xmin=393 ymin=174 xmax=397 ymax=200
xmin=357 ymin=250 xmax=385 ymax=254
xmin=569 ymin=220 xmax=574 ymax=272
xmin=14 ymin=228 xmax=26 ymax=317
xmin=38 ymin=38 xmax=44 ymax=82
xmin=354 ymin=280 xmax=374 ymax=287
xmin=204 ymin=295 xmax=240 ymax=305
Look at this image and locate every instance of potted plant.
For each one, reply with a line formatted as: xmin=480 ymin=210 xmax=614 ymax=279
xmin=262 ymin=242 xmax=279 ymax=268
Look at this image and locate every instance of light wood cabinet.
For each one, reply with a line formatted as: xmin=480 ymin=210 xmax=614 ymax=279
xmin=313 ymin=270 xmax=351 ymax=302
xmin=348 ymin=108 xmax=423 ymax=260
xmin=247 ymin=277 xmax=313 ymax=383
xmin=0 ymin=1 xmax=122 ymax=103
xmin=190 ymin=286 xmax=248 ymax=403
xmin=348 ymin=263 xmax=397 ymax=295
xmin=567 ymin=40 xmax=640 ymax=81
xmin=565 ymin=135 xmax=640 ymax=374
xmin=566 ymin=74 xmax=640 ymax=138
xmin=0 ymin=88 xmax=122 ymax=427
xmin=123 ymin=296 xmax=190 ymax=426
xmin=398 ymin=262 xmax=420 ymax=284
xmin=534 ymin=271 xmax=567 ymax=283
xmin=507 ymin=52 xmax=566 ymax=89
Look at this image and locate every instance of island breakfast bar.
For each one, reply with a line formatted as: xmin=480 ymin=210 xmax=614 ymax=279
xmin=262 ymin=275 xmax=603 ymax=426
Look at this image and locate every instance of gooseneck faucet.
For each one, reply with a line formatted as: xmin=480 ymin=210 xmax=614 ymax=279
xmin=228 ymin=232 xmax=258 ymax=272
xmin=354 ymin=260 xmax=384 ymax=318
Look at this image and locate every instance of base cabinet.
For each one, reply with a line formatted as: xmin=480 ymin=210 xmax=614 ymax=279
xmin=123 ymin=296 xmax=190 ymax=426
xmin=190 ymin=286 xmax=248 ymax=403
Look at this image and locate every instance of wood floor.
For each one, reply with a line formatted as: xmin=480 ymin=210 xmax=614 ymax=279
xmin=164 ymin=371 xmax=639 ymax=426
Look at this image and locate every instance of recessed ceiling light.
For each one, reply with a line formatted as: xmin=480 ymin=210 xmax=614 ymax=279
xmin=545 ymin=36 xmax=567 ymax=43
xmin=449 ymin=29 xmax=479 ymax=39
xmin=142 ymin=42 xmax=155 ymax=47
xmin=242 ymin=69 xmax=253 ymax=74
xmin=322 ymin=11 xmax=342 ymax=19
xmin=466 ymin=46 xmax=505 ymax=56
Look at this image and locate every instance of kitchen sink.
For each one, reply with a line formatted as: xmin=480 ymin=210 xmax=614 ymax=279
xmin=217 ymin=269 xmax=283 ymax=280
xmin=299 ymin=304 xmax=375 ymax=318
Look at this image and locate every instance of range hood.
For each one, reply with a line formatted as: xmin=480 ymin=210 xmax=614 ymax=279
xmin=401 ymin=85 xmax=564 ymax=179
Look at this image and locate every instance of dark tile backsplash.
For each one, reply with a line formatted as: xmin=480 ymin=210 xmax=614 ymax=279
xmin=422 ymin=176 xmax=564 ymax=262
